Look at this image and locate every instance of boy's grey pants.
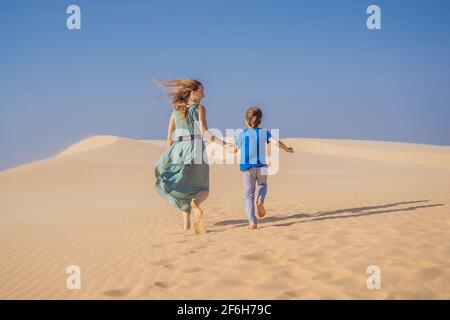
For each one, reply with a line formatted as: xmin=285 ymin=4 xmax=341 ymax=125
xmin=242 ymin=167 xmax=268 ymax=225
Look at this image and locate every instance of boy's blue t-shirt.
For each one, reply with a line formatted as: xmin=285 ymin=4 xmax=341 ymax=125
xmin=236 ymin=128 xmax=272 ymax=171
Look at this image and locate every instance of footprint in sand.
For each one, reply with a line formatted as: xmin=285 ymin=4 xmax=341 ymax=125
xmin=281 ymin=290 xmax=303 ymax=298
xmin=151 ymin=258 xmax=179 ymax=266
xmin=284 ymin=234 xmax=300 ymax=241
xmin=102 ymin=288 xmax=131 ymax=297
xmin=278 ymin=269 xmax=299 ymax=280
xmin=313 ymin=272 xmax=335 ymax=282
xmin=163 ymin=263 xmax=181 ymax=271
xmin=240 ymin=250 xmax=279 ymax=264
xmin=181 ymin=244 xmax=208 ymax=255
xmin=154 ymin=281 xmax=177 ymax=289
xmin=181 ymin=250 xmax=197 ymax=255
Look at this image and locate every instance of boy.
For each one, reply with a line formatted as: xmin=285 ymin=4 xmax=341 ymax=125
xmin=230 ymin=107 xmax=294 ymax=229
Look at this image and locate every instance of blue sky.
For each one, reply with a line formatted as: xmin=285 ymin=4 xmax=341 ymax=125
xmin=1 ymin=0 xmax=449 ymax=170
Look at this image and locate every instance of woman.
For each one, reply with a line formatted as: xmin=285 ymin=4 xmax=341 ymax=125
xmin=154 ymin=79 xmax=227 ymax=231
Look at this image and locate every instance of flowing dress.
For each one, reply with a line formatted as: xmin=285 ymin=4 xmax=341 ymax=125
xmin=154 ymin=104 xmax=209 ymax=213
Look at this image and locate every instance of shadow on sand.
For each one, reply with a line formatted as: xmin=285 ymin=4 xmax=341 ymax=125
xmin=213 ymin=200 xmax=445 ymax=230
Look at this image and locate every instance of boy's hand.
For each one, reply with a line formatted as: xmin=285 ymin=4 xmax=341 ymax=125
xmin=227 ymin=144 xmax=238 ymax=153
xmin=275 ymin=139 xmax=293 ymax=153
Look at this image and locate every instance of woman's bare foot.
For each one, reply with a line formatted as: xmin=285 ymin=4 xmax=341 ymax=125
xmin=249 ymin=223 xmax=258 ymax=230
xmin=191 ymin=218 xmax=207 ymax=235
xmin=190 ymin=199 xmax=203 ymax=220
xmin=256 ymin=200 xmax=266 ymax=218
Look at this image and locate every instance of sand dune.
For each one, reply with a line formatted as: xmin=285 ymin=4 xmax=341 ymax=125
xmin=1 ymin=136 xmax=449 ymax=299
xmin=57 ymin=135 xmax=119 ymax=157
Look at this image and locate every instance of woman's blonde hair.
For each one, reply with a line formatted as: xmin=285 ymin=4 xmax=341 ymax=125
xmin=156 ymin=79 xmax=203 ymax=119
xmin=246 ymin=107 xmax=263 ymax=128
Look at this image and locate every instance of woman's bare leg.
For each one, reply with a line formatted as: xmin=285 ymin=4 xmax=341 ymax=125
xmin=182 ymin=211 xmax=191 ymax=230
xmin=190 ymin=191 xmax=209 ymax=219
xmin=194 ymin=191 xmax=209 ymax=206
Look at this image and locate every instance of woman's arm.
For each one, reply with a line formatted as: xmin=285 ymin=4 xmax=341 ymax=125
xmin=166 ymin=112 xmax=175 ymax=146
xmin=197 ymin=105 xmax=228 ymax=146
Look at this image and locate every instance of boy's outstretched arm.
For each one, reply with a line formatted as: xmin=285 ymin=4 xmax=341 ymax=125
xmin=271 ymin=139 xmax=294 ymax=153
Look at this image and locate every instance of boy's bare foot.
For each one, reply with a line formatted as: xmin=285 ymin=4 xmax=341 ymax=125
xmin=249 ymin=223 xmax=258 ymax=230
xmin=256 ymin=200 xmax=266 ymax=218
xmin=190 ymin=199 xmax=203 ymax=220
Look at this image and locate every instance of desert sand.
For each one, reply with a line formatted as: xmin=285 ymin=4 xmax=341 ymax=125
xmin=1 ymin=135 xmax=450 ymax=299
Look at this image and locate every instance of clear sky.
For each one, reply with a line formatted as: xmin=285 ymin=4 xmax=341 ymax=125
xmin=1 ymin=0 xmax=449 ymax=170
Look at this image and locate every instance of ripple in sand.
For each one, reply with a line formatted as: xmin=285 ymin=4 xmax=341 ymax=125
xmin=212 ymin=277 xmax=247 ymax=287
xmin=415 ymin=267 xmax=447 ymax=281
xmin=184 ymin=267 xmax=203 ymax=273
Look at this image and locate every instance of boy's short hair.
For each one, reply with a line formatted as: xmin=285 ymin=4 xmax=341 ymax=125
xmin=246 ymin=107 xmax=263 ymax=128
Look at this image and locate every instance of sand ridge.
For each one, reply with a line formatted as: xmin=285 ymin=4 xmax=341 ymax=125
xmin=57 ymin=135 xmax=120 ymax=157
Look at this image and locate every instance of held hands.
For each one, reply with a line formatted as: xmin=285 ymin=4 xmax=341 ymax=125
xmin=227 ymin=144 xmax=238 ymax=153
xmin=223 ymin=141 xmax=238 ymax=153
xmin=210 ymin=135 xmax=237 ymax=152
